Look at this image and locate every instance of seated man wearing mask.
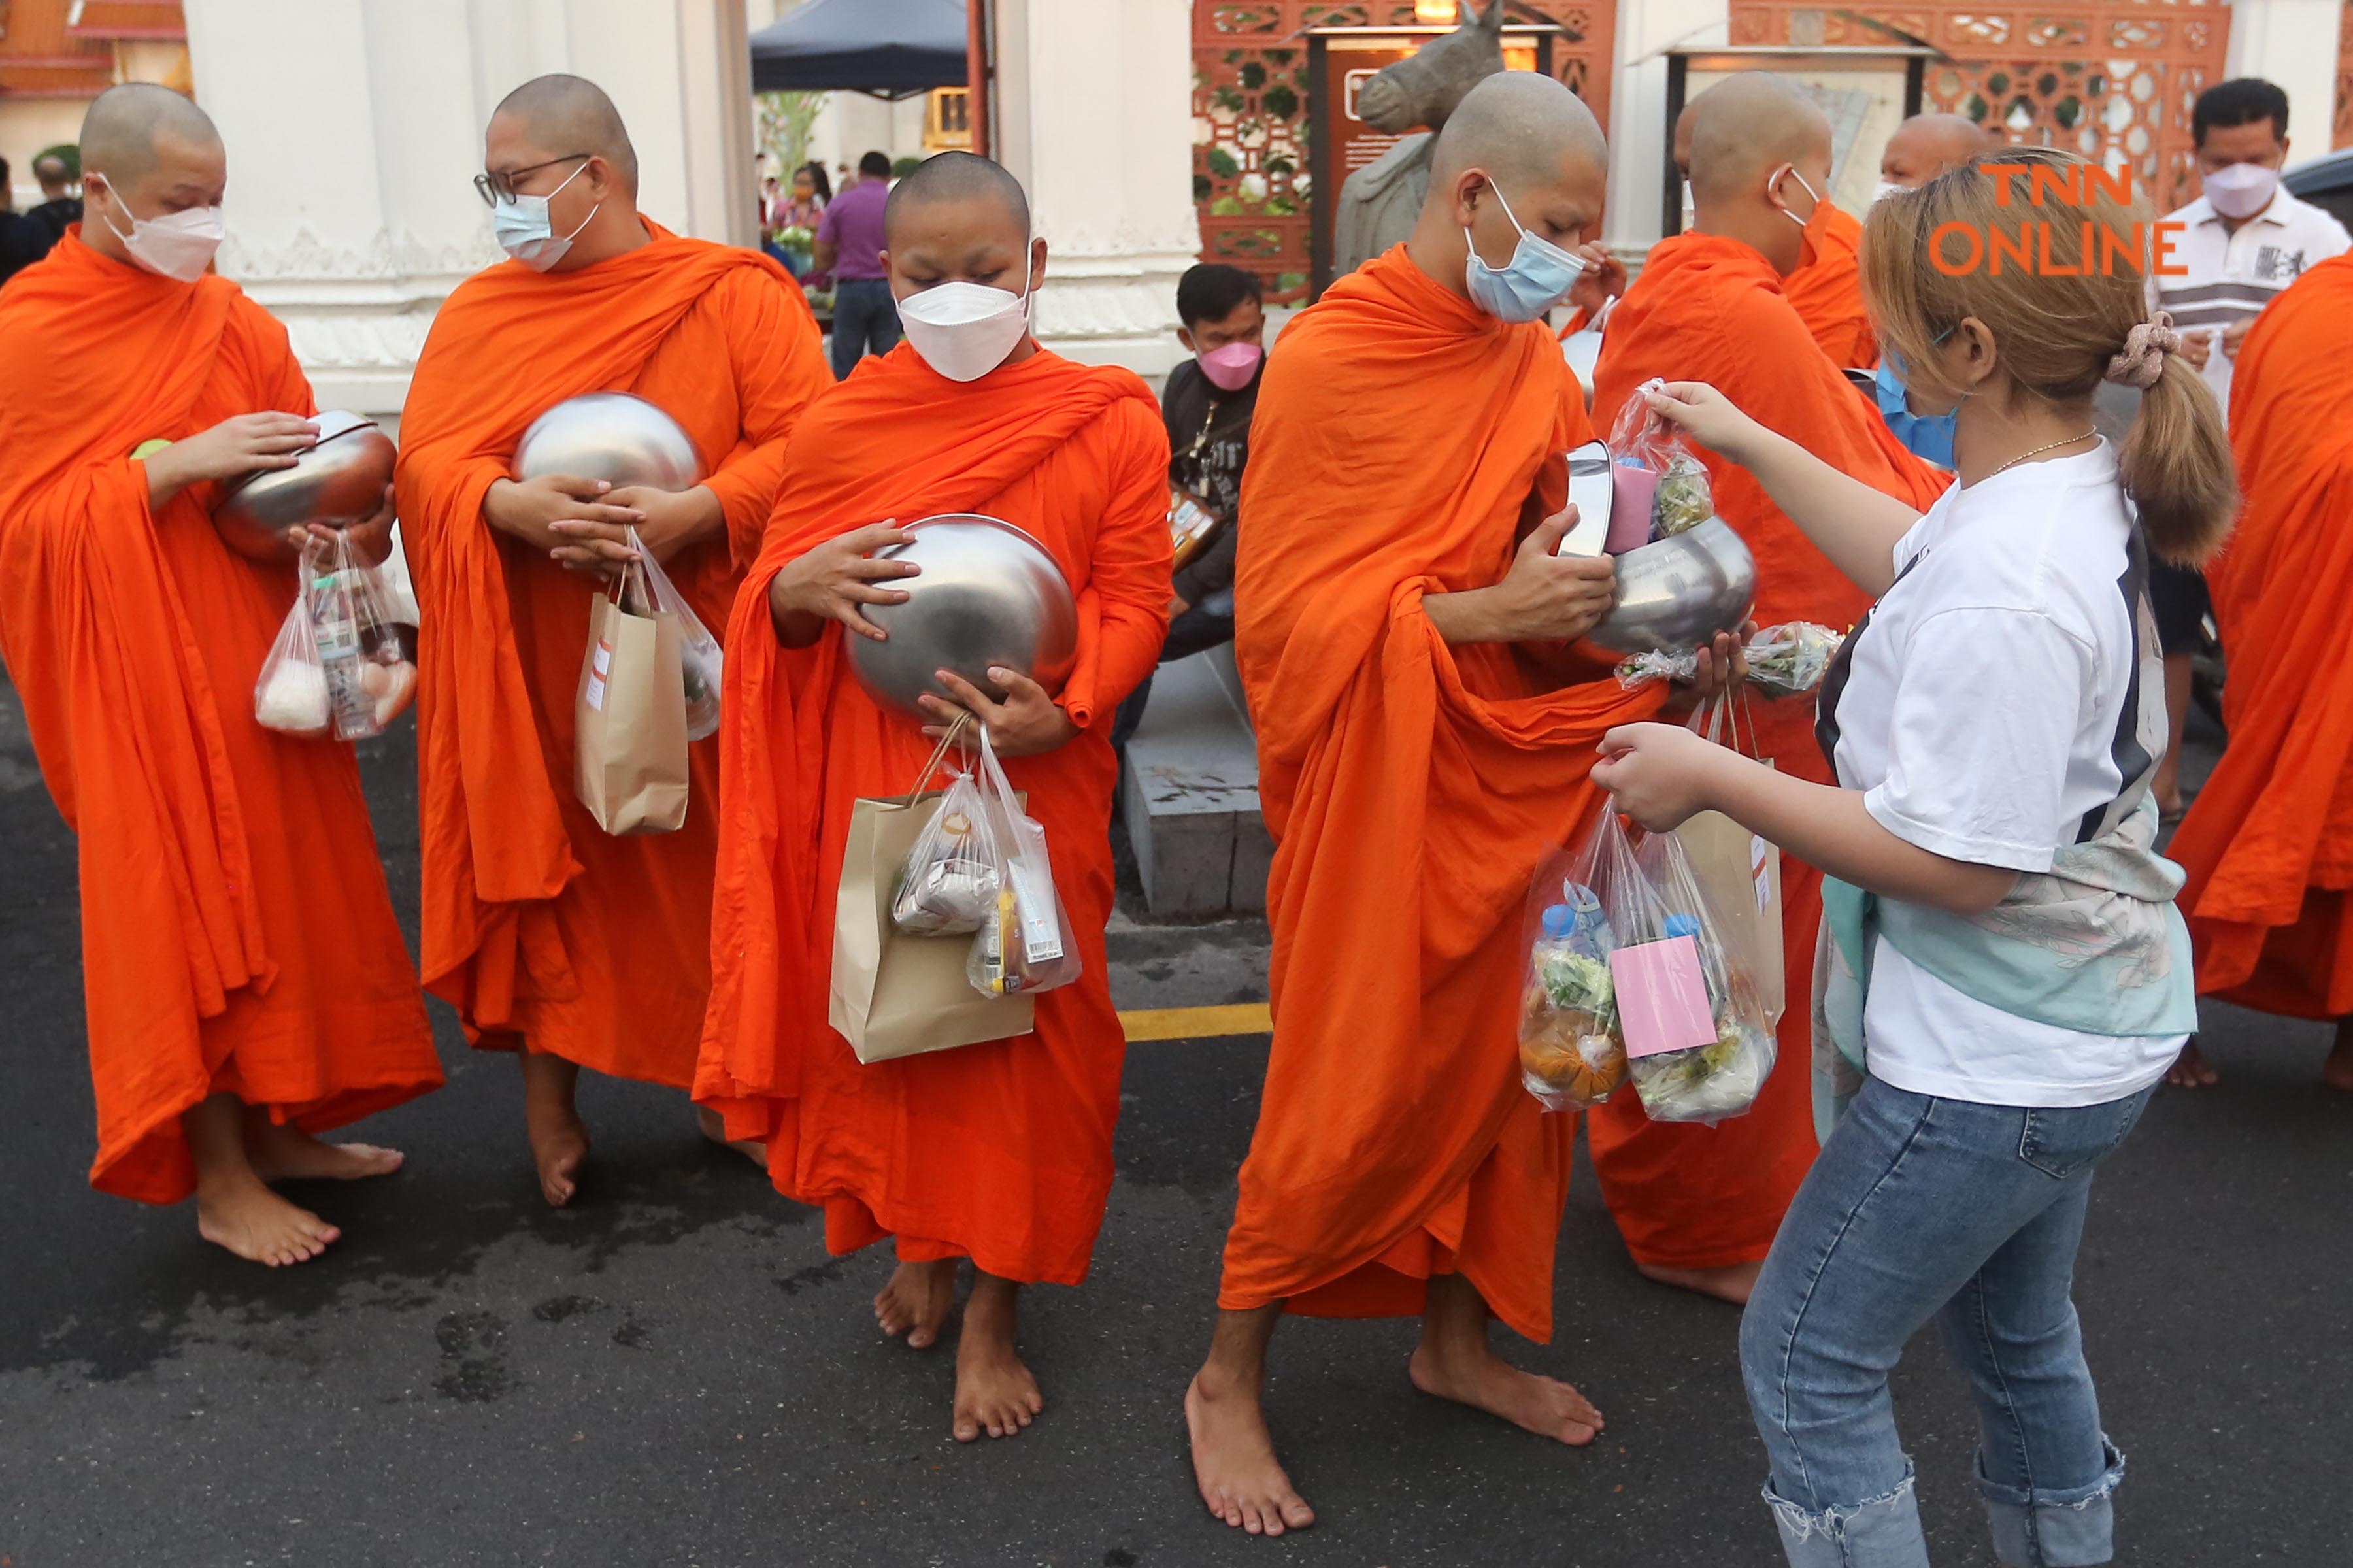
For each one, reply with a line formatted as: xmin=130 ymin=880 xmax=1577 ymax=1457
xmin=1587 ymin=71 xmax=1948 ymax=1307
xmin=1869 ymin=113 xmax=2001 ymax=467
xmin=1183 ymin=72 xmax=1671 ymax=1536
xmin=695 ymin=152 xmax=1171 ymax=1445
xmin=398 ymin=74 xmax=831 ymax=1206
xmin=0 ymin=84 xmax=441 ymax=1265
xmin=1111 ymin=262 xmax=1265 ymax=749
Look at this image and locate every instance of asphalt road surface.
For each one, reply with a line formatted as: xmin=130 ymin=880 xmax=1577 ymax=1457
xmin=3 ymin=686 xmax=2348 ymax=1567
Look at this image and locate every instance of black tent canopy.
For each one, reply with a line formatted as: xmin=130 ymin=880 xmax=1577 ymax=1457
xmin=749 ymin=0 xmax=968 ymax=99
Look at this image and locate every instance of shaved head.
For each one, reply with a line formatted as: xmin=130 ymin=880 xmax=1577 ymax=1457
xmin=1429 ymin=70 xmax=1607 ymax=195
xmin=1673 ymin=101 xmax=1699 ymax=179
xmin=884 ymin=150 xmax=1030 ymax=243
xmin=491 ymin=73 xmax=637 ymax=191
xmin=79 ymin=83 xmax=218 ymax=186
xmin=1882 ymin=112 xmax=1995 ymax=187
xmin=1688 ymin=73 xmax=1831 ymax=201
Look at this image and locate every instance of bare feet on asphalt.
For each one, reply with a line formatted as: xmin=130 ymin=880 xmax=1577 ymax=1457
xmin=1637 ymin=1258 xmax=1763 ymax=1305
xmin=2166 ymin=1038 xmax=2220 ymax=1088
xmin=195 ymin=1174 xmax=341 ymax=1267
xmin=1408 ymin=1339 xmax=1603 ymax=1446
xmin=1186 ymin=1366 xmax=1316 ymax=1536
xmin=875 ymin=1258 xmax=956 ymax=1348
xmin=952 ymin=1275 xmax=1042 ymax=1442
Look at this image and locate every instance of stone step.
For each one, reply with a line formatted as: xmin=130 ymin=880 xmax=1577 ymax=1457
xmin=1120 ymin=644 xmax=1269 ymax=917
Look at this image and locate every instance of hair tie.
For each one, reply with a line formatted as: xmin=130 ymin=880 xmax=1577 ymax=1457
xmin=2105 ymin=310 xmax=2182 ymax=390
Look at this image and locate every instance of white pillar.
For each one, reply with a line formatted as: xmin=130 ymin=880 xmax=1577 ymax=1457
xmin=183 ymin=0 xmax=758 ymax=423
xmin=1603 ymin=0 xmax=1729 ymax=265
xmin=992 ymin=0 xmax=1197 ymax=376
xmin=2223 ymin=0 xmax=2344 ymax=171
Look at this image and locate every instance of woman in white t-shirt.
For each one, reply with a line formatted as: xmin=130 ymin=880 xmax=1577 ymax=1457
xmin=1593 ymin=147 xmax=2237 ymax=1568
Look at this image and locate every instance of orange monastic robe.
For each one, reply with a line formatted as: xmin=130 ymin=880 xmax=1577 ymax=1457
xmin=2170 ymin=254 xmax=2353 ymax=1016
xmin=1781 ymin=203 xmax=1877 ymax=369
xmin=1216 ymin=248 xmax=1662 ymax=1343
xmin=0 ymin=233 xmax=439 ymax=1203
xmin=1588 ymin=231 xmax=1947 ymax=1270
xmin=397 ymin=222 xmax=829 ymax=1086
xmin=696 ymin=344 xmax=1171 ymax=1285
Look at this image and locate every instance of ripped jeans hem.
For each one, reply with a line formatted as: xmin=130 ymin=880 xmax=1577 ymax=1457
xmin=1977 ymin=1439 xmax=2125 ymax=1567
xmin=1762 ymin=1461 xmax=1928 ymax=1568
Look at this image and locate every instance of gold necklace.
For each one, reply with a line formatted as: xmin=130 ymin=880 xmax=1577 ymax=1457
xmin=1986 ymin=429 xmax=2097 ymax=478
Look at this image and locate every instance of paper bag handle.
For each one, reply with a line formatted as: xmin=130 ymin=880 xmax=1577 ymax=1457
xmin=899 ymin=712 xmax=973 ymax=808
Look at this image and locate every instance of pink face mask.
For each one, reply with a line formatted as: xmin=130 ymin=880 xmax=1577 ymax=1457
xmin=1197 ymin=340 xmax=1263 ymax=392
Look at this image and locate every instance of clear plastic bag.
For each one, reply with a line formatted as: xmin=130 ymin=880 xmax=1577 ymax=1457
xmin=310 ymin=529 xmax=412 ymax=740
xmin=965 ymin=724 xmax=1083 ymax=998
xmin=892 ymin=764 xmax=1001 ymax=935
xmin=1615 ymin=621 xmax=1844 ymax=696
xmin=1517 ymin=806 xmax=1637 ymax=1111
xmin=620 ymin=525 xmax=723 ymax=742
xmin=1608 ymin=376 xmax=1714 ymax=544
xmin=254 ymin=538 xmax=334 ymax=739
xmin=1615 ymin=827 xmax=1777 ymax=1124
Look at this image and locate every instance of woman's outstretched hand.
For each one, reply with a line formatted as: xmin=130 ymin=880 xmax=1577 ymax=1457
xmin=1643 ymin=381 xmax=1767 ymax=464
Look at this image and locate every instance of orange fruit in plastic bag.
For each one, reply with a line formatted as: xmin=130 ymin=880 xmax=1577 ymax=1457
xmin=1518 ymin=987 xmax=1627 ymax=1105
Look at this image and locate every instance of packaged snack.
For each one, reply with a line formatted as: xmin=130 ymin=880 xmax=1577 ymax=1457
xmin=964 ymin=725 xmax=1083 ymax=997
xmin=1516 ymin=806 xmax=1637 ymax=1111
xmin=1615 ymin=620 xmax=1844 ymax=697
xmin=1170 ymin=486 xmax=1221 ymax=571
xmin=254 ymin=541 xmax=334 ymax=738
xmin=1612 ymin=829 xmax=1777 ymax=1123
xmin=622 ymin=526 xmax=723 ymax=742
xmin=311 ymin=530 xmax=412 ymax=740
xmin=891 ymin=765 xmax=1001 ymax=935
xmin=1607 ymin=376 xmax=1715 ymax=546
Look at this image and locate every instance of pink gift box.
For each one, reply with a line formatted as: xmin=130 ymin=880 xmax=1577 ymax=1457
xmin=1607 ymin=463 xmax=1658 ymax=553
xmin=1610 ymin=935 xmax=1718 ymax=1058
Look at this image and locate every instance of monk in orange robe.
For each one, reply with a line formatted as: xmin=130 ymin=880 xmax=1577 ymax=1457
xmin=1184 ymin=75 xmax=1693 ymax=1537
xmin=397 ymin=75 xmax=829 ymax=1205
xmin=1586 ymin=73 xmax=1948 ymax=1303
xmin=1782 ymin=201 xmax=1875 ymax=368
xmin=2168 ymin=252 xmax=2353 ymax=1091
xmin=695 ymin=152 xmax=1169 ymax=1443
xmin=0 ymin=86 xmax=440 ymax=1265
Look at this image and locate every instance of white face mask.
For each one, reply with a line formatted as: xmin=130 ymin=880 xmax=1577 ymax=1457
xmin=1870 ymin=179 xmax=1907 ymax=206
xmin=2201 ymin=161 xmax=2280 ymax=220
xmin=492 ymin=160 xmax=597 ymax=272
xmin=92 ymin=175 xmax=223 ymax=282
xmin=897 ymin=242 xmax=1036 ymax=383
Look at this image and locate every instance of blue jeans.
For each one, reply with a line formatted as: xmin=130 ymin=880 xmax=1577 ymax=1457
xmin=830 ymin=276 xmax=900 ymax=380
xmin=1739 ymin=1075 xmax=2154 ymax=1567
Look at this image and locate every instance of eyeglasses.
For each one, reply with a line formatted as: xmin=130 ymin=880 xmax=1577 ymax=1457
xmin=474 ymin=154 xmax=592 ymax=208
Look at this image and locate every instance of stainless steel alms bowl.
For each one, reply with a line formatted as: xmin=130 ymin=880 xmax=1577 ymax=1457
xmin=846 ymin=514 xmax=1080 ymax=721
xmin=214 ymin=409 xmax=395 ymax=558
xmin=1586 ymin=516 xmax=1758 ymax=655
xmin=512 ymin=391 xmax=705 ymax=491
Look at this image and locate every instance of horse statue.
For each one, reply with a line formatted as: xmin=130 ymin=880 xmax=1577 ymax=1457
xmin=1331 ymin=0 xmax=1507 ymax=278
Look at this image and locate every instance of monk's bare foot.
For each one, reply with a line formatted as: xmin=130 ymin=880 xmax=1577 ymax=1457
xmin=195 ymin=1174 xmax=340 ymax=1267
xmin=520 ymin=1051 xmax=590 ymax=1207
xmin=2166 ymin=1037 xmax=2220 ymax=1088
xmin=875 ymin=1257 xmax=956 ymax=1349
xmin=694 ymin=1106 xmax=768 ymax=1169
xmin=2325 ymin=1027 xmax=2353 ymax=1093
xmin=952 ymin=1274 xmax=1043 ymax=1442
xmin=1186 ymin=1365 xmax=1315 ymax=1535
xmin=1637 ymin=1258 xmax=1763 ymax=1305
xmin=244 ymin=1115 xmax=404 ymax=1184
xmin=1408 ymin=1339 xmax=1603 ymax=1446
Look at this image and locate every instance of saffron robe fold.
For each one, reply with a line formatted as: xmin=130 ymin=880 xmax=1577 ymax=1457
xmin=695 ymin=344 xmax=1171 ymax=1286
xmin=0 ymin=232 xmax=439 ymax=1203
xmin=1782 ymin=203 xmax=1877 ymax=369
xmin=397 ymin=222 xmax=829 ymax=1087
xmin=1588 ymin=231 xmax=1948 ymax=1269
xmin=1216 ymin=248 xmax=1662 ymax=1343
xmin=2170 ymin=254 xmax=2353 ymax=1016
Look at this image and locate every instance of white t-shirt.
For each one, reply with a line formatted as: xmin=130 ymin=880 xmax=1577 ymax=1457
xmin=1822 ymin=442 xmax=2183 ymax=1107
xmin=2152 ymin=187 xmax=2352 ymax=420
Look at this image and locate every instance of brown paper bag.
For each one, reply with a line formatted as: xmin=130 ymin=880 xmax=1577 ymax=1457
xmin=831 ymin=724 xmax=1035 ymax=1063
xmin=1675 ymin=691 xmax=1784 ymax=1023
xmin=574 ymin=573 xmax=689 ymax=836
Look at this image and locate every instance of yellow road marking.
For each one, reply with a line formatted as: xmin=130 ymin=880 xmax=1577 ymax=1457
xmin=1118 ymin=1003 xmax=1272 ymax=1042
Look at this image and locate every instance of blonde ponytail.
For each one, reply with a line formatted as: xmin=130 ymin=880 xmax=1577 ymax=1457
xmin=2120 ymin=351 xmax=2237 ymax=566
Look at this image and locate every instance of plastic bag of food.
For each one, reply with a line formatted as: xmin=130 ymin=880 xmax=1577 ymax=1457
xmin=310 ymin=529 xmax=414 ymax=739
xmin=1614 ymin=621 xmax=1844 ymax=696
xmin=1607 ymin=376 xmax=1714 ymax=546
xmin=892 ymin=763 xmax=1001 ymax=935
xmin=254 ymin=539 xmax=334 ymax=738
xmin=965 ymin=724 xmax=1084 ymax=998
xmin=374 ymin=524 xmax=423 ymax=665
xmin=621 ymin=525 xmax=723 ymax=742
xmin=1517 ymin=805 xmax=1637 ymax=1111
xmin=1610 ymin=827 xmax=1777 ymax=1124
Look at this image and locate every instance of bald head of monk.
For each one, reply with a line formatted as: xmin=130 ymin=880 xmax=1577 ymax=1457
xmin=881 ymin=152 xmax=1045 ymax=373
xmin=1673 ymin=101 xmax=1699 ymax=180
xmin=1686 ymin=73 xmax=1833 ymax=278
xmin=1880 ymin=112 xmax=1995 ymax=190
xmin=78 ymin=84 xmax=224 ymax=274
xmin=1407 ymin=71 xmax=1607 ymax=309
xmin=483 ymin=73 xmax=649 ymax=271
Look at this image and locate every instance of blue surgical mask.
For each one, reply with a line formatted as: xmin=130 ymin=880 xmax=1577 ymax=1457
xmin=492 ymin=160 xmax=597 ymax=272
xmin=1463 ymin=181 xmax=1586 ymax=324
xmin=1875 ymin=332 xmax=1961 ymax=467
